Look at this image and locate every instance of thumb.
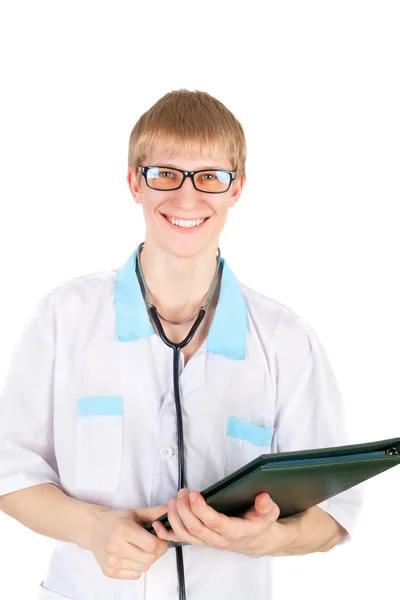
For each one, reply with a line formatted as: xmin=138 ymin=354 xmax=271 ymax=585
xmin=254 ymin=493 xmax=272 ymax=516
xmin=134 ymin=504 xmax=169 ymax=526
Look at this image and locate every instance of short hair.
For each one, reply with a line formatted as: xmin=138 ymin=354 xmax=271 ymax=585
xmin=128 ymin=89 xmax=247 ymax=180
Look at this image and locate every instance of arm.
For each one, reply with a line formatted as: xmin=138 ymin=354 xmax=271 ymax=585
xmin=0 ymin=482 xmax=108 ymax=550
xmin=262 ymin=505 xmax=347 ymax=557
xmin=272 ymin=317 xmax=364 ymax=549
xmin=0 ymin=482 xmax=171 ymax=581
xmin=0 ymin=299 xmax=170 ymax=580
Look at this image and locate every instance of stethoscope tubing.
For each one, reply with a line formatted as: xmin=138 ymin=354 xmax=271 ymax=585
xmin=149 ymin=306 xmax=206 ymax=490
xmin=148 ymin=306 xmax=207 ymax=600
xmin=137 ymin=242 xmax=221 ymax=600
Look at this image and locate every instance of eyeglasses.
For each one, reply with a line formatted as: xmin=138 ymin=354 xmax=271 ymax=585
xmin=137 ymin=165 xmax=236 ymax=194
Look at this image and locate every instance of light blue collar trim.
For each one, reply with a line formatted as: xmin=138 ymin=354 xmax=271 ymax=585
xmin=115 ymin=247 xmax=247 ymax=360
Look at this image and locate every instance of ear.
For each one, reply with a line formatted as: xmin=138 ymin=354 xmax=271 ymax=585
xmin=229 ymin=173 xmax=245 ymax=207
xmin=127 ymin=168 xmax=143 ymax=205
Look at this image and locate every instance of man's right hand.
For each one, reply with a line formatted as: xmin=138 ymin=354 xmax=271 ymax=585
xmin=87 ymin=505 xmax=169 ymax=580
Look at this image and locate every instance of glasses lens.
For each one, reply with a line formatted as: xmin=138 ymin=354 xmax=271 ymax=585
xmin=194 ymin=170 xmax=231 ymax=192
xmin=146 ymin=167 xmax=183 ymax=190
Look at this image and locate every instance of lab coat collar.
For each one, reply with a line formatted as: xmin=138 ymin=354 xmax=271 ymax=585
xmin=115 ymin=246 xmax=247 ymax=360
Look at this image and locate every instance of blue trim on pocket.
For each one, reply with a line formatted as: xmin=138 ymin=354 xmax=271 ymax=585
xmin=227 ymin=416 xmax=275 ymax=446
xmin=77 ymin=396 xmax=123 ymax=417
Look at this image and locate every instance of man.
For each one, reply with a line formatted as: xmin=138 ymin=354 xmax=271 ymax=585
xmin=0 ymin=89 xmax=363 ymax=599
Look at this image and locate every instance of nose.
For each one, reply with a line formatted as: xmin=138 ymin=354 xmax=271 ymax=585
xmin=180 ymin=174 xmax=198 ymax=192
xmin=172 ymin=174 xmax=202 ymax=206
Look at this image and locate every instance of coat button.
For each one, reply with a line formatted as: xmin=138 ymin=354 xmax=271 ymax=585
xmin=160 ymin=446 xmax=174 ymax=459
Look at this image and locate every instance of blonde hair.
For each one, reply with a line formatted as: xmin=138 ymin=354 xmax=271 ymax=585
xmin=128 ymin=89 xmax=247 ymax=180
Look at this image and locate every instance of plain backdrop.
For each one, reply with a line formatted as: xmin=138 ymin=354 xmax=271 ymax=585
xmin=0 ymin=1 xmax=399 ymax=598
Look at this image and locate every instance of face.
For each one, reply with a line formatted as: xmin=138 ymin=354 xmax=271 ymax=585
xmin=127 ymin=145 xmax=245 ymax=258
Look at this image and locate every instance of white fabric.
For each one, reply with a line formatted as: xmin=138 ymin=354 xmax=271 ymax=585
xmin=0 ymin=264 xmax=364 ymax=600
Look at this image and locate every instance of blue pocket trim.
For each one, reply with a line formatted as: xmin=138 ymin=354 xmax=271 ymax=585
xmin=77 ymin=395 xmax=123 ymax=417
xmin=227 ymin=416 xmax=275 ymax=447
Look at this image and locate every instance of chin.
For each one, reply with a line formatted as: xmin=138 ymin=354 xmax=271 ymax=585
xmin=163 ymin=238 xmax=219 ymax=259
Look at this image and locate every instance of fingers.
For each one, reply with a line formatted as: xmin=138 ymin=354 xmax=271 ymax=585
xmin=153 ymin=490 xmax=281 ymax=550
xmin=106 ymin=541 xmax=158 ymax=570
xmin=178 ymin=490 xmax=243 ymax=543
xmin=101 ymin=548 xmax=155 ymax=580
xmin=134 ymin=504 xmax=169 ymax=526
xmin=104 ymin=569 xmax=143 ymax=580
xmin=102 ymin=535 xmax=166 ymax=580
xmin=125 ymin=521 xmax=168 ymax=556
xmin=155 ymin=497 xmax=209 ymax=546
xmin=92 ymin=508 xmax=170 ymax=581
xmin=154 ymin=490 xmax=228 ymax=548
xmin=119 ymin=541 xmax=162 ymax=566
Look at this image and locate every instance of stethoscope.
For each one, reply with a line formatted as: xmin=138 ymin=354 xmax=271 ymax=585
xmin=135 ymin=241 xmax=222 ymax=600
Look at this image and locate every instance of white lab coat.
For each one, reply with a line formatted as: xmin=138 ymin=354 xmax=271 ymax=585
xmin=0 ymin=246 xmax=364 ymax=600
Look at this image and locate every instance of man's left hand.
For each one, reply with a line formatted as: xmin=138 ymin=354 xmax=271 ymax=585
xmin=151 ymin=488 xmax=287 ymax=558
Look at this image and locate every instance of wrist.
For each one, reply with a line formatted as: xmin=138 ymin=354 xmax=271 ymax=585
xmin=270 ymin=516 xmax=301 ymax=555
xmin=77 ymin=502 xmax=109 ymax=551
xmin=256 ymin=519 xmax=299 ymax=558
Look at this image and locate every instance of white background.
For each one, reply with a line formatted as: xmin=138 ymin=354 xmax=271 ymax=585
xmin=0 ymin=1 xmax=399 ymax=598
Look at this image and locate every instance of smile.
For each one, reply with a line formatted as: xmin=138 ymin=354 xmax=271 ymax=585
xmin=161 ymin=213 xmax=211 ymax=231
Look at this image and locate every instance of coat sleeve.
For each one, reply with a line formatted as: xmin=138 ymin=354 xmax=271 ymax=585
xmin=0 ymin=297 xmax=61 ymax=498
xmin=272 ymin=317 xmax=364 ymax=547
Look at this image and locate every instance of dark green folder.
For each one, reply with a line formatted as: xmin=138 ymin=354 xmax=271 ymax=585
xmin=144 ymin=436 xmax=400 ymax=542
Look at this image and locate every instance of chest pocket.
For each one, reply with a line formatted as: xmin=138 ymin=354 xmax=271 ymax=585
xmin=75 ymin=395 xmax=123 ymax=491
xmin=223 ymin=416 xmax=275 ymax=477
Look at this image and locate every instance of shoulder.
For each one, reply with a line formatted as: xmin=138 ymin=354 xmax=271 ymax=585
xmin=239 ymin=281 xmax=319 ymax=356
xmin=239 ymin=283 xmax=339 ymax=417
xmin=35 ymin=267 xmax=118 ymax=337
xmin=237 ymin=281 xmax=334 ymax=396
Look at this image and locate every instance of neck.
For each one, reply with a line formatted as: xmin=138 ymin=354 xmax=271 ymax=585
xmin=137 ymin=239 xmax=220 ymax=322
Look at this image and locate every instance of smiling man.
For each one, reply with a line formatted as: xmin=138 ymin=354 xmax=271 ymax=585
xmin=126 ymin=141 xmax=244 ymax=366
xmin=0 ymin=89 xmax=363 ymax=600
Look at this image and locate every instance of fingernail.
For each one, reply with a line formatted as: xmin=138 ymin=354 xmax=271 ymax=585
xmin=189 ymin=491 xmax=196 ymax=503
xmin=177 ymin=489 xmax=186 ymax=498
xmin=168 ymin=498 xmax=176 ymax=510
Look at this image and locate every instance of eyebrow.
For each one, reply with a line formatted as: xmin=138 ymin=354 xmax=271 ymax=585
xmin=153 ymin=163 xmax=227 ymax=170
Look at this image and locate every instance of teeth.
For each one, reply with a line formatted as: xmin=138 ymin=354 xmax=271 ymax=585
xmin=167 ymin=216 xmax=205 ymax=228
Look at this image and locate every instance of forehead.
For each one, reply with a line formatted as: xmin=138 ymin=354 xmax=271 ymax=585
xmin=145 ymin=139 xmax=232 ymax=170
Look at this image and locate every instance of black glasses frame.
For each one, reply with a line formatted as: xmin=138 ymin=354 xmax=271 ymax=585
xmin=138 ymin=165 xmax=236 ymax=194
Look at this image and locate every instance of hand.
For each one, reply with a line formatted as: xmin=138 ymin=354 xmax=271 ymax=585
xmin=152 ymin=490 xmax=285 ymax=558
xmin=88 ymin=505 xmax=169 ymax=579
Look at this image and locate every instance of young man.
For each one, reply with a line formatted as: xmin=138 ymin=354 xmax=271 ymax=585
xmin=0 ymin=89 xmax=363 ymax=600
